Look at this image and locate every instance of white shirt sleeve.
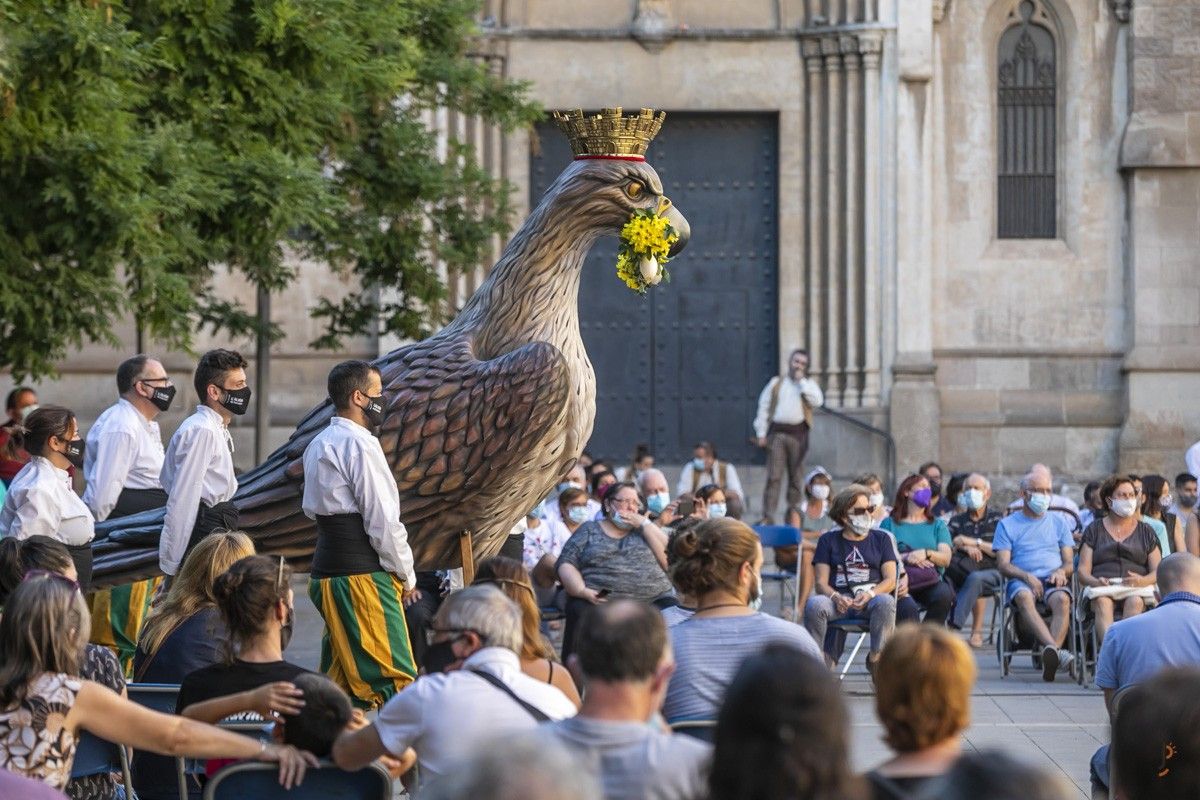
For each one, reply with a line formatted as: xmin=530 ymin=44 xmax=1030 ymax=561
xmin=800 ymin=377 xmax=824 ymax=408
xmin=752 ymin=377 xmax=779 ymax=439
xmin=724 ymin=463 xmax=744 ymax=498
xmin=354 ymin=443 xmax=417 ymax=589
xmin=675 ymin=466 xmax=693 ymax=498
xmin=375 ymin=676 xmax=431 ymax=756
xmin=160 ymin=426 xmax=221 ymax=575
xmin=1187 ymin=441 xmax=1200 ymax=482
xmin=86 ymin=429 xmax=137 ymax=522
xmin=8 ymin=483 xmax=60 ymax=540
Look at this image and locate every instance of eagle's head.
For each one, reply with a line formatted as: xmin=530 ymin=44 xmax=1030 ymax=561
xmin=553 ymin=157 xmax=690 ymax=258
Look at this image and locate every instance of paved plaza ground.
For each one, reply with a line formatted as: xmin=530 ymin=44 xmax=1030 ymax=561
xmin=287 ymin=574 xmax=1106 ymax=798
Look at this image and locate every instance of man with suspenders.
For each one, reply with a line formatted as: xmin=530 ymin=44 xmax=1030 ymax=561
xmin=753 ymin=348 xmax=825 ymax=524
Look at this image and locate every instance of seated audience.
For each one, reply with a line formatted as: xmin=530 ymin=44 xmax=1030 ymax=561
xmin=918 ymin=461 xmax=951 ymax=519
xmin=525 ymin=487 xmax=587 ymax=591
xmin=865 ymin=624 xmax=975 ymax=800
xmin=556 ymin=482 xmax=673 ymax=660
xmin=1077 ymin=475 xmax=1161 ymax=643
xmin=694 ymin=484 xmax=728 ymax=520
xmin=0 ymin=574 xmax=314 ymax=793
xmin=1141 ymin=473 xmax=1186 ymax=555
xmin=790 ymin=467 xmax=835 ymax=608
xmin=1079 ymin=480 xmax=1103 ymax=529
xmin=1003 ymin=464 xmax=1081 ymax=533
xmin=177 ymin=555 xmax=310 ymax=724
xmin=1089 ymin=553 xmax=1200 ymax=793
xmin=0 ymin=536 xmax=126 ymax=800
xmin=805 ymin=486 xmax=898 ymax=671
xmin=662 ymin=518 xmax=820 ymax=724
xmin=994 ymin=467 xmax=1076 ymax=682
xmin=660 ymin=520 xmax=704 ymax=627
xmin=880 ymin=474 xmax=954 ymax=625
xmin=422 ymin=734 xmax=600 ymax=800
xmin=946 ymin=473 xmax=1002 ymax=647
xmin=709 ymin=643 xmax=865 ymax=800
xmin=1112 ymin=667 xmax=1200 ymax=800
xmin=934 ymin=751 xmax=1074 ymax=800
xmin=543 ymin=464 xmax=599 ymax=524
xmin=542 ymin=600 xmax=709 ymax=800
xmin=278 ymin=673 xmax=352 ymax=757
xmin=676 ymin=441 xmax=744 ymax=519
xmin=591 ymin=470 xmax=618 ymax=501
xmin=637 ymin=468 xmax=672 ymax=520
xmin=332 ymin=585 xmax=576 ymax=787
xmin=0 ymin=386 xmax=37 ymax=485
xmin=474 ymin=557 xmax=581 ymax=707
xmin=1168 ymin=471 xmax=1197 ymax=523
xmin=616 ymin=443 xmax=654 ymax=483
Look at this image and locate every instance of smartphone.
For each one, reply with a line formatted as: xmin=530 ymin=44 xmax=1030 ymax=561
xmin=677 ymin=499 xmax=695 ymax=517
xmin=595 ymin=588 xmax=611 ymax=599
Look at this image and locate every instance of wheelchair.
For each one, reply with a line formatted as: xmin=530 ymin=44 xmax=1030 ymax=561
xmin=996 ymin=578 xmax=1073 ymax=679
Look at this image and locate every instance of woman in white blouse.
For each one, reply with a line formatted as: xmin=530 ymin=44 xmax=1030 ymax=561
xmin=0 ymin=406 xmax=95 ymax=588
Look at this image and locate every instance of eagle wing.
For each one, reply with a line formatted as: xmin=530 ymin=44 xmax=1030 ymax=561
xmin=91 ymin=335 xmax=571 ymax=586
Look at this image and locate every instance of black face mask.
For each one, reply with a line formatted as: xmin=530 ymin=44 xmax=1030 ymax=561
xmin=218 ymin=386 xmax=252 ymax=416
xmin=928 ymin=480 xmax=943 ymax=498
xmin=280 ymin=604 xmax=295 ymax=651
xmin=145 ymin=383 xmax=176 ymax=412
xmin=62 ymin=438 xmax=86 ymax=470
xmin=360 ymin=394 xmax=385 ymax=429
xmin=421 ymin=637 xmax=463 ymax=675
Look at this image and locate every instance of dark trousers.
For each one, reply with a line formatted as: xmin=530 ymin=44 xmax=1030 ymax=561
xmin=66 ymin=544 xmax=93 ymax=593
xmin=762 ymin=425 xmax=809 ymax=521
xmin=111 ymin=487 xmax=169 ymax=519
xmin=404 ymin=572 xmax=445 ymax=668
xmin=908 ymin=579 xmax=955 ymax=625
xmin=562 ymin=594 xmax=677 ymax=662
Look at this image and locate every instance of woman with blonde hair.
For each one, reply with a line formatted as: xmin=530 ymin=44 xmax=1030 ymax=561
xmin=0 ymin=573 xmax=314 ymax=793
xmin=474 ymin=556 xmax=581 ymax=707
xmin=865 ymin=624 xmax=976 ymax=800
xmin=133 ymin=530 xmax=256 ymax=683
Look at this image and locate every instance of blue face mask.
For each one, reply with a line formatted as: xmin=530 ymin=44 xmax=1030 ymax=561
xmin=609 ymin=512 xmax=636 ymax=531
xmin=1027 ymin=492 xmax=1051 ymax=515
xmin=692 ymin=457 xmax=706 ymax=472
xmin=708 ymin=503 xmax=727 ymax=519
xmin=647 ymin=492 xmax=669 ymax=515
xmin=568 ymin=506 xmax=591 ymax=525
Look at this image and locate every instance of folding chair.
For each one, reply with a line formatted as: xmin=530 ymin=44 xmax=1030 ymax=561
xmin=752 ymin=524 xmax=802 ymax=616
xmin=203 ymin=760 xmax=393 ymax=800
xmin=127 ymin=682 xmax=190 ymax=800
xmin=72 ymin=730 xmax=133 ymax=798
xmin=997 ymin=579 xmax=1064 ymax=677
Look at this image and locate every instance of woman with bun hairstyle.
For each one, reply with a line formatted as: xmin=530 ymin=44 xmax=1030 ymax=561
xmin=0 ymin=406 xmax=95 ymax=589
xmin=662 ymin=518 xmax=821 ymax=725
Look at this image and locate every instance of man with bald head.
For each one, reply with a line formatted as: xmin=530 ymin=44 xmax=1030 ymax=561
xmin=947 ymin=473 xmax=1003 ymax=646
xmin=543 ymin=600 xmax=710 ymax=800
xmin=1005 ymin=463 xmax=1081 ymax=531
xmin=994 ymin=466 xmax=1077 ymax=681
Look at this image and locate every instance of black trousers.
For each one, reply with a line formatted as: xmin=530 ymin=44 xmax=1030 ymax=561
xmin=404 ymin=572 xmax=446 ymax=668
xmin=66 ymin=544 xmax=93 ymax=593
xmin=185 ymin=501 xmax=239 ymax=554
xmin=908 ymin=579 xmax=955 ymax=625
xmin=111 ymin=487 xmax=169 ymax=519
xmin=562 ymin=594 xmax=677 ymax=662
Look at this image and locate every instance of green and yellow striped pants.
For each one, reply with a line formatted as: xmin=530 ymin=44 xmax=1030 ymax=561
xmin=308 ymin=572 xmax=417 ymax=710
xmin=88 ymin=577 xmax=162 ymax=677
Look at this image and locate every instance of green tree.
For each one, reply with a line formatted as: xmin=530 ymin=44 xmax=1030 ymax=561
xmin=0 ymin=0 xmax=538 ymax=379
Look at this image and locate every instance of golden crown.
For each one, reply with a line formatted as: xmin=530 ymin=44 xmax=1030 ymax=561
xmin=553 ymin=107 xmax=666 ymax=159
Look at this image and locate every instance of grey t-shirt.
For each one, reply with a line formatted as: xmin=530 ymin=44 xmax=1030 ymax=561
xmin=556 ymin=520 xmax=674 ymax=602
xmin=663 ymin=612 xmax=822 ymax=723
xmin=541 ymin=716 xmax=710 ymax=800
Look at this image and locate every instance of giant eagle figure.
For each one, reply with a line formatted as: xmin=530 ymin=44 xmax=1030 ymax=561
xmin=91 ymin=108 xmax=689 ymax=587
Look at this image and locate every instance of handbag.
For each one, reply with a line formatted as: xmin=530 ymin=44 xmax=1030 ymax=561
xmin=896 ymin=543 xmax=940 ymax=591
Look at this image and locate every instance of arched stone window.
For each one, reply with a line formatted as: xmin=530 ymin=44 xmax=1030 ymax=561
xmin=997 ymin=0 xmax=1056 ymax=239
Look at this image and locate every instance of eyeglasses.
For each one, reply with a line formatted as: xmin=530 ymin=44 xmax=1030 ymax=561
xmin=23 ymin=569 xmax=80 ymax=592
xmin=137 ymin=377 xmax=172 ymax=386
xmin=609 ymin=498 xmax=640 ymax=509
xmin=424 ymin=627 xmax=486 ymax=647
xmin=850 ymin=505 xmax=878 ymax=514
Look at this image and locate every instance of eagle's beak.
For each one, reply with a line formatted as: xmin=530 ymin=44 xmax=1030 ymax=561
xmin=657 ymin=196 xmax=690 ymax=258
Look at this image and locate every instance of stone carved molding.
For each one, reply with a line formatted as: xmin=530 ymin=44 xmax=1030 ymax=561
xmin=858 ymin=30 xmax=884 ymax=69
xmin=632 ymin=0 xmax=675 ymax=52
xmin=1109 ymin=0 xmax=1131 ymax=23
xmin=933 ymin=0 xmax=950 ymax=24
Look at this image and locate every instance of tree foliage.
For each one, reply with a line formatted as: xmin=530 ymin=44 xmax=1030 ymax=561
xmin=0 ymin=0 xmax=539 ymax=379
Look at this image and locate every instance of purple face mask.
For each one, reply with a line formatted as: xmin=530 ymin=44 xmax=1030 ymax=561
xmin=910 ymin=487 xmax=933 ymax=508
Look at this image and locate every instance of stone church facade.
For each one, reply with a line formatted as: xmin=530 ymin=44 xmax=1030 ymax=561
xmin=9 ymin=0 xmax=1198 ymax=488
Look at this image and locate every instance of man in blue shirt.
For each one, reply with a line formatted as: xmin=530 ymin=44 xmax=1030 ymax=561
xmin=994 ymin=467 xmax=1076 ymax=682
xmin=1089 ymin=552 xmax=1200 ymax=795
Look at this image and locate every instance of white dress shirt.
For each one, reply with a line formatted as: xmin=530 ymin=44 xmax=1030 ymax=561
xmin=675 ymin=462 xmax=744 ymax=498
xmin=0 ymin=457 xmax=95 ymax=545
xmin=374 ymin=647 xmax=575 ymax=783
xmin=301 ymin=416 xmax=417 ymax=588
xmin=752 ymin=376 xmax=825 ymax=439
xmin=159 ymin=405 xmax=237 ymax=575
xmin=522 ymin=516 xmax=572 ymax=572
xmin=1187 ymin=440 xmax=1200 ymax=483
xmin=541 ymin=496 xmax=601 ymax=526
xmin=83 ymin=398 xmax=165 ymax=521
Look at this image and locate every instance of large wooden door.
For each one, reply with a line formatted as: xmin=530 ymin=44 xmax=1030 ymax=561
xmin=530 ymin=113 xmax=779 ymax=463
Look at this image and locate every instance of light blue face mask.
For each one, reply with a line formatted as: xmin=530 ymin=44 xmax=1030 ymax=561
xmin=1027 ymin=492 xmax=1051 ymax=515
xmin=568 ymin=506 xmax=591 ymax=525
xmin=707 ymin=503 xmax=727 ymax=519
xmin=692 ymin=457 xmax=706 ymax=472
xmin=647 ymin=492 xmax=670 ymax=515
xmin=962 ymin=489 xmax=985 ymax=511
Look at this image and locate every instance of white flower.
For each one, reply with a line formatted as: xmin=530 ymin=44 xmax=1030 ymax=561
xmin=639 ymin=255 xmax=661 ymax=285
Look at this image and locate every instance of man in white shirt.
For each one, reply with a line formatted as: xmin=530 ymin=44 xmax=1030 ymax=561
xmin=541 ymin=600 xmax=710 ymax=800
xmin=84 ymin=354 xmax=175 ymax=522
xmin=302 ymin=359 xmax=419 ymax=709
xmin=753 ymin=348 xmax=824 ymax=524
xmin=1186 ymin=439 xmax=1200 ymax=484
xmin=674 ymin=444 xmax=744 ymax=516
xmin=332 ymin=585 xmax=576 ymax=788
xmin=159 ymin=348 xmax=247 ymax=577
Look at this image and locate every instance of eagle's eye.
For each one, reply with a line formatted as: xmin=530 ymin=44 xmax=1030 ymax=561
xmin=625 ymin=181 xmax=645 ymax=200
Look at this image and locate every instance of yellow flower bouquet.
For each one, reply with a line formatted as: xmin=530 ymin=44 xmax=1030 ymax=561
xmin=616 ymin=207 xmax=680 ymax=294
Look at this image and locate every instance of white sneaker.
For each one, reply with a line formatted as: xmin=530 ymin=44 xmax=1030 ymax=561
xmin=1058 ymin=648 xmax=1075 ymax=673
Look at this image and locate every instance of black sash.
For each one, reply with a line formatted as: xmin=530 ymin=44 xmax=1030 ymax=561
xmin=111 ymin=487 xmax=169 ymax=519
xmin=185 ymin=501 xmax=239 ymax=552
xmin=66 ymin=543 xmax=93 ymax=593
xmin=312 ymin=513 xmax=383 ymax=578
